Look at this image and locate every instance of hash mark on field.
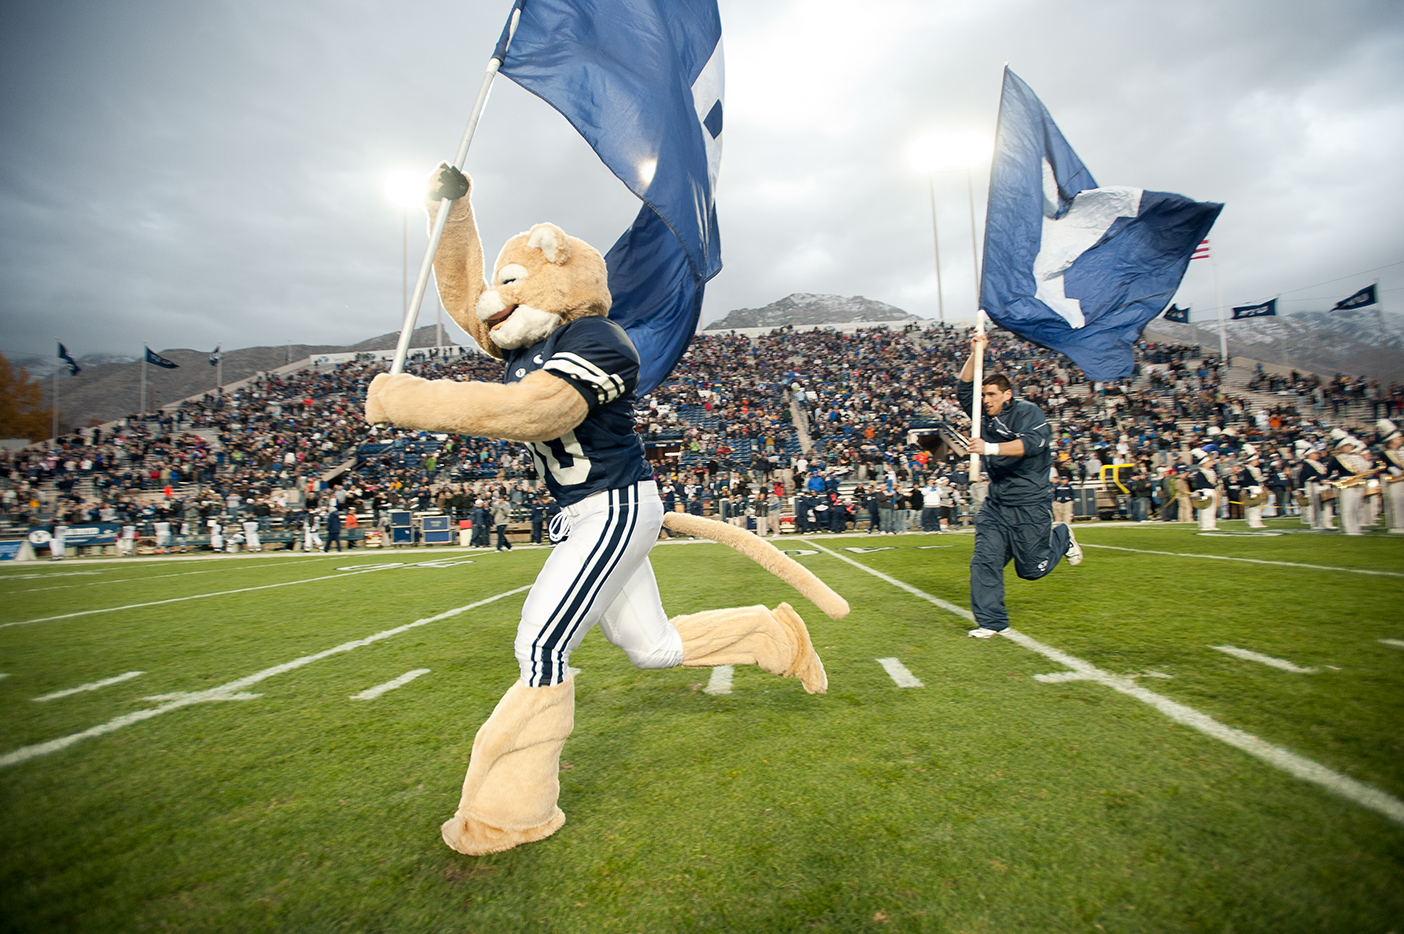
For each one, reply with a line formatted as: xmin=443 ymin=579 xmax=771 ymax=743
xmin=352 ymin=669 xmax=430 ymax=700
xmin=1381 ymin=639 xmax=1404 ymax=650
xmin=876 ymin=658 xmax=924 ymax=688
xmin=704 ymin=666 xmax=733 ymax=695
xmin=0 ymin=584 xmax=532 ymax=769
xmin=1083 ymin=543 xmax=1404 ymax=578
xmin=1211 ymin=645 xmax=1318 ymax=673
xmin=33 ymin=671 xmax=144 ymax=702
xmin=806 ymin=540 xmax=1404 ymax=828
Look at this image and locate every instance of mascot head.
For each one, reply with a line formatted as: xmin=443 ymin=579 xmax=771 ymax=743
xmin=470 ymin=223 xmax=611 ymax=356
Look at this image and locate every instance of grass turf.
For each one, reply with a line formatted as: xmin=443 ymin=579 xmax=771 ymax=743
xmin=0 ymin=521 xmax=1401 ymax=932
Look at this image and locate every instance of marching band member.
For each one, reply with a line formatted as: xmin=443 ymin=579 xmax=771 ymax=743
xmin=1241 ymin=444 xmax=1267 ymax=529
xmin=1190 ymin=448 xmax=1220 ymax=531
xmin=1329 ymin=431 xmax=1373 ymax=537
xmin=1377 ymin=419 xmax=1404 ymax=534
xmin=1298 ymin=443 xmax=1332 ymax=530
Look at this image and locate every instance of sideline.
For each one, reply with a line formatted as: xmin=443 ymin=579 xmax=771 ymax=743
xmin=0 ymin=585 xmax=532 ymax=768
xmin=800 ymin=539 xmax=1404 ymax=827
xmin=1083 ymin=543 xmax=1404 ymax=579
xmin=1 ymin=564 xmax=408 ymax=631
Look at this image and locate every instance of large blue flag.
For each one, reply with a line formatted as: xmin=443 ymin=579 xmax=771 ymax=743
xmin=496 ymin=0 xmax=723 ymax=396
xmin=1332 ymin=284 xmax=1377 ymax=311
xmin=980 ymin=68 xmax=1222 ymax=380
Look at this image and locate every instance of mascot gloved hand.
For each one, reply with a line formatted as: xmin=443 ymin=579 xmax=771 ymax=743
xmin=367 ymin=163 xmax=848 ymax=857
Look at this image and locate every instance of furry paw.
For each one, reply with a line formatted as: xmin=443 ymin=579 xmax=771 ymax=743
xmin=428 ymin=162 xmax=470 ymax=203
xmin=365 ymin=372 xmax=423 ymax=425
xmin=772 ymin=602 xmax=828 ymax=695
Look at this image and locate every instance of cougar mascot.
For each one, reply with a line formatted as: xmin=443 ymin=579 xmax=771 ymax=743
xmin=366 ymin=165 xmax=848 ymax=856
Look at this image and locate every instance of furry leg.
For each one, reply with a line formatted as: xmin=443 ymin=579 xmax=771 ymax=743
xmin=672 ymin=603 xmax=827 ymax=695
xmin=441 ymin=676 xmax=574 ymax=856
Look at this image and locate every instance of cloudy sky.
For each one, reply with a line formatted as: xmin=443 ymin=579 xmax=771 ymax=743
xmin=2 ymin=0 xmax=1402 ymax=366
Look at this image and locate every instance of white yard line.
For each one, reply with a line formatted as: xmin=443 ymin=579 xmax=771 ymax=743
xmin=801 ymin=539 xmax=1404 ymax=827
xmin=1211 ymin=645 xmax=1318 ymax=673
xmin=351 ymin=669 xmax=430 ymax=701
xmin=0 ymin=564 xmax=406 ymax=631
xmin=1083 ymin=543 xmax=1404 ymax=578
xmin=876 ymin=657 xmax=924 ymax=688
xmin=704 ymin=666 xmax=734 ymax=695
xmin=33 ymin=671 xmax=144 ymax=702
xmin=0 ymin=584 xmax=532 ymax=768
xmin=7 ymin=560 xmax=298 ymax=594
xmin=1381 ymin=639 xmax=1404 ymax=650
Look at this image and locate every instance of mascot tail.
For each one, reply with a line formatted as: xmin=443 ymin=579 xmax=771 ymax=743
xmin=660 ymin=513 xmax=850 ymax=620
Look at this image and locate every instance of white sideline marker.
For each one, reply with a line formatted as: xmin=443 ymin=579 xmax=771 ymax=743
xmin=33 ymin=671 xmax=144 ymax=702
xmin=1211 ymin=645 xmax=1318 ymax=674
xmin=1381 ymin=639 xmax=1404 ymax=650
xmin=802 ymin=540 xmax=1404 ymax=828
xmin=876 ymin=657 xmax=924 ymax=688
xmin=0 ymin=584 xmax=532 ymax=769
xmin=352 ymin=669 xmax=430 ymax=701
xmin=704 ymin=666 xmax=733 ymax=695
xmin=1083 ymin=543 xmax=1404 ymax=579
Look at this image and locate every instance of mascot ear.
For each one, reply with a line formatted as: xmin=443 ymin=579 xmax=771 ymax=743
xmin=527 ymin=223 xmax=571 ymax=265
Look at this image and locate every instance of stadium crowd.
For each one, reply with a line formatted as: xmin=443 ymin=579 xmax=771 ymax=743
xmin=2 ymin=322 xmax=1400 ymax=548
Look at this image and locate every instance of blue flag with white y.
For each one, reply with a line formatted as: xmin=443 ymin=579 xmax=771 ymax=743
xmin=497 ymin=0 xmax=723 ymax=396
xmin=980 ymin=68 xmax=1223 ymax=381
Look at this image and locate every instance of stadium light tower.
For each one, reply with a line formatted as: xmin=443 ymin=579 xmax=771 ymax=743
xmin=384 ymin=170 xmax=423 ymax=316
xmin=906 ymin=130 xmax=991 ymax=323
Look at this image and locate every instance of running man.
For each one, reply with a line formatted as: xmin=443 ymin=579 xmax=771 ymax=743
xmin=956 ymin=332 xmax=1082 ymax=637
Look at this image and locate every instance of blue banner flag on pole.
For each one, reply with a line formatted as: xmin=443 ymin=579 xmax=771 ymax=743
xmin=145 ymin=346 xmax=180 ymax=369
xmin=209 ymin=345 xmax=221 ymax=366
xmin=497 ymin=0 xmax=723 ymax=396
xmin=1231 ymin=299 xmax=1277 ymax=320
xmin=1163 ymin=304 xmax=1190 ymax=323
xmin=980 ymin=68 xmax=1223 ymax=381
xmin=56 ymin=342 xmax=81 ymax=375
xmin=1332 ymin=284 xmax=1377 ymax=311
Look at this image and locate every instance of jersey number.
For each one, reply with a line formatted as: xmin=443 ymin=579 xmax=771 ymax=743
xmin=530 ymin=430 xmax=592 ymax=486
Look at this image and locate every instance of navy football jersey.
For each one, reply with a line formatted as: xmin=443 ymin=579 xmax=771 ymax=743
xmin=503 ymin=316 xmax=653 ymax=506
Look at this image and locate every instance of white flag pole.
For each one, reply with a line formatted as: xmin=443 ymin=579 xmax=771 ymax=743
xmin=140 ymin=345 xmax=147 ymax=416
xmin=969 ymin=311 xmax=986 ymax=483
xmin=389 ymin=9 xmax=521 ymax=377
xmin=1375 ymin=279 xmax=1387 ymax=345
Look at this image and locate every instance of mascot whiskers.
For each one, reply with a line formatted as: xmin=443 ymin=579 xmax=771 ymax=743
xmin=366 ymin=165 xmax=849 ymax=856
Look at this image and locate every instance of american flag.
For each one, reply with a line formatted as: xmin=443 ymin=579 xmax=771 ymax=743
xmin=1191 ymin=239 xmax=1210 ymax=261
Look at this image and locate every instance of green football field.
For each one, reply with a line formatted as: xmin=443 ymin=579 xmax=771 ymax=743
xmin=2 ymin=521 xmax=1402 ymax=933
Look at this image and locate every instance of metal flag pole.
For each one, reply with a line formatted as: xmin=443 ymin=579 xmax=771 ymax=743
xmin=389 ymin=8 xmax=521 ymax=376
xmin=52 ymin=339 xmax=59 ymax=443
xmin=140 ymin=345 xmax=147 ymax=416
xmin=1211 ymin=247 xmax=1228 ymax=363
xmin=1375 ymin=279 xmax=1387 ymax=345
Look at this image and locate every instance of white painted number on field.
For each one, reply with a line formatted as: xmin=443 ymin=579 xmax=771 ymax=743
xmin=844 ymin=547 xmax=896 ymax=554
xmin=781 ymin=549 xmax=819 ymax=557
xmin=1380 ymin=639 xmax=1404 ymax=650
xmin=1211 ymin=645 xmax=1318 ymax=674
xmin=32 ymin=671 xmax=144 ymax=702
xmin=876 ymin=658 xmax=924 ymax=688
xmin=704 ymin=666 xmax=733 ymax=695
xmin=351 ymin=669 xmax=431 ymax=701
